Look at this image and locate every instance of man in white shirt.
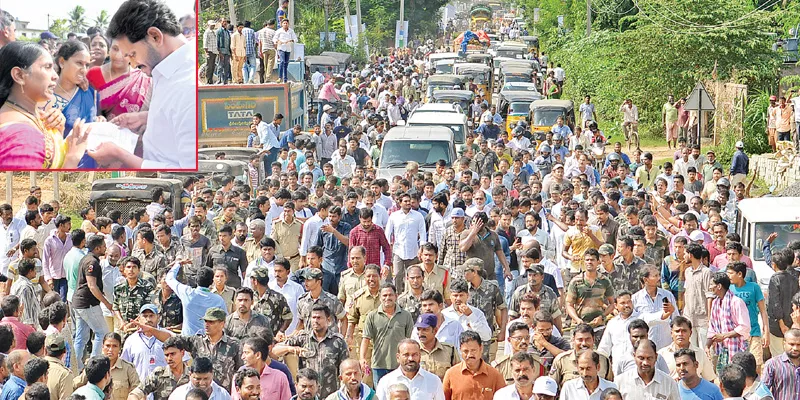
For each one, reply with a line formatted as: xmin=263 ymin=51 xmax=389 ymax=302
xmin=614 ymin=340 xmax=680 ymax=400
xmin=411 ymin=290 xmax=464 ymax=349
xmin=311 ymin=69 xmax=325 ymax=91
xmin=441 ymin=280 xmax=492 ymax=343
xmin=299 ymin=199 xmax=331 ymax=268
xmin=168 ymin=356 xmax=231 ymax=400
xmin=494 ymin=355 xmax=554 ymax=400
xmin=273 ymin=19 xmax=297 ymax=83
xmin=268 ymin=258 xmax=304 ymax=334
xmin=597 ymin=291 xmax=640 ymax=374
xmin=375 ymin=340 xmax=444 ymax=400
xmin=387 ymin=96 xmax=402 ymax=126
xmin=0 ymin=204 xmax=25 ymax=276
xmin=330 ymin=142 xmax=357 ymax=178
xmin=91 ymin=0 xmax=196 ymax=168
xmin=559 ymin=351 xmax=617 ymax=400
xmin=385 ymin=193 xmax=426 ymax=293
xmin=619 ymin=99 xmax=638 ymax=146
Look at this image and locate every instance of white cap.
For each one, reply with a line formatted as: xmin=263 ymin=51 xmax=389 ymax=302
xmin=735 ymin=140 xmax=744 ymax=148
xmin=323 ymin=105 xmax=333 ymax=111
xmin=532 ymin=377 xmax=558 ymax=396
xmin=689 ymin=230 xmax=705 ymax=243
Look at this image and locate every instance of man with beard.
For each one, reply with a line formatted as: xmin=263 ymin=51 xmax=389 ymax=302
xmin=549 ymin=323 xmax=613 ymax=387
xmin=361 ymin=283 xmax=414 ymax=385
xmin=234 ymin=368 xmax=262 ymax=400
xmin=427 ymin=193 xmax=448 ymax=249
xmin=224 ymin=288 xmax=270 ymax=340
xmin=632 ymin=265 xmax=679 ymax=350
xmin=236 ymin=337 xmax=291 ymax=400
xmin=611 ymin=319 xmax=671 ymax=377
xmin=658 ymin=317 xmax=716 ymax=382
xmin=376 ymin=339 xmax=444 ymax=400
xmin=494 ymin=352 xmax=545 ymax=400
xmin=492 ymin=322 xmax=545 ymax=385
xmin=443 ymin=331 xmax=505 ymax=400
xmin=168 ymin=357 xmax=231 ymax=400
xmin=674 ymin=349 xmax=723 ymax=400
xmin=415 ymin=313 xmax=459 ymax=381
xmin=762 ymin=328 xmax=800 ymax=400
xmin=559 ymin=351 xmax=618 ymax=400
xmin=93 ymin=0 xmax=196 ymax=169
xmin=598 ymin=291 xmax=639 ymax=375
xmin=293 ymin=369 xmax=320 ymax=400
xmin=442 ymin=280 xmax=492 ymax=346
xmin=121 ymin=305 xmax=168 ymax=381
xmin=508 ymin=266 xmax=561 ymax=330
xmin=411 ymin=290 xmax=464 ymax=349
xmin=325 ymin=359 xmax=375 ymax=400
xmin=397 ymin=265 xmax=425 ymax=322
xmin=614 ymin=340 xmax=679 ymax=400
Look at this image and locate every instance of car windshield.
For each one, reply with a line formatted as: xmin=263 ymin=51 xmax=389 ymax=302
xmin=753 ymin=222 xmax=800 ymax=260
xmin=504 ymin=74 xmax=530 ymax=83
xmin=503 ymin=83 xmax=538 ymax=92
xmin=509 ymin=102 xmax=530 ymax=115
xmin=380 ymin=141 xmax=452 ymax=167
xmin=533 ymin=109 xmax=565 ymax=126
xmin=408 ymin=123 xmax=465 ymax=143
xmin=496 ymin=50 xmax=523 ymax=58
xmin=464 ymin=74 xmax=487 ymax=84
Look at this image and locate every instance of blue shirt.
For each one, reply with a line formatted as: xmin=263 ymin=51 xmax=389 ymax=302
xmin=279 ymin=129 xmax=295 ymax=149
xmin=475 ymin=123 xmax=501 ymax=140
xmin=316 ymin=221 xmax=352 ymax=273
xmin=730 ymin=149 xmax=749 ymax=175
xmin=247 ymin=132 xmax=259 ymax=148
xmin=550 ymin=124 xmax=572 ymax=137
xmin=678 ymin=379 xmax=724 ymax=400
xmin=243 ymin=27 xmax=257 ymax=56
xmin=0 ymin=375 xmax=25 ymax=400
xmin=166 ymin=265 xmax=228 ymax=335
xmin=730 ymin=281 xmax=765 ymax=336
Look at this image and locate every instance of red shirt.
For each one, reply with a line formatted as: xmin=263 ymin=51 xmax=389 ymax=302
xmin=348 ymin=224 xmax=392 ymax=266
xmin=0 ymin=317 xmax=34 ymax=351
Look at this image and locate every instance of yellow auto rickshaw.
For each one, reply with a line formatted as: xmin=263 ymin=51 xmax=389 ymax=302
xmin=454 ymin=63 xmax=494 ymax=103
xmin=499 ymin=91 xmax=543 ymax=139
xmin=529 ymin=99 xmax=575 ymax=140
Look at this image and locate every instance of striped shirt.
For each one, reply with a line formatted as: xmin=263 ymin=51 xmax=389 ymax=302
xmin=243 ymin=27 xmax=257 ymax=56
xmin=763 ymin=353 xmax=800 ymax=400
xmin=203 ymin=27 xmax=218 ymax=54
xmin=10 ymin=275 xmax=40 ymax=328
xmin=258 ymin=27 xmax=276 ymax=51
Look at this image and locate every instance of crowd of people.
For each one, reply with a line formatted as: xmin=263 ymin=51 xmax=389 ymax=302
xmin=0 ymin=0 xmax=197 ymax=170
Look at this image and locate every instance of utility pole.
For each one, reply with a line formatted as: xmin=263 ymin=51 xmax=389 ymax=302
xmin=343 ymin=0 xmax=351 ymax=45
xmin=399 ymin=0 xmax=405 ymax=48
xmin=289 ymin=0 xmax=295 ymax=29
xmin=586 ymin=0 xmax=591 ymax=36
xmin=227 ymin=0 xmax=237 ymax=27
xmin=355 ymin=0 xmax=363 ymax=42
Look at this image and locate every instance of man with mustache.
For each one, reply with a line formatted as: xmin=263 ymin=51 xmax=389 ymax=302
xmin=492 ymin=322 xmax=545 ymax=385
xmin=234 ymin=368 xmax=262 ymax=400
xmin=612 ymin=319 xmax=671 ymax=377
xmin=415 ymin=314 xmax=458 ymax=381
xmin=375 ymin=339 xmax=443 ymax=400
xmin=326 ymin=359 xmax=375 ymax=400
xmin=294 ymin=369 xmax=320 ymax=400
xmin=494 ymin=352 xmax=548 ymax=400
xmin=549 ymin=323 xmax=613 ymax=387
xmin=443 ymin=331 xmax=505 ymax=400
xmin=559 ymin=351 xmax=618 ymax=400
xmin=614 ymin=340 xmax=680 ymax=400
xmin=657 ymin=317 xmax=716 ymax=382
xmin=597 ymin=291 xmax=639 ymax=375
xmin=674 ymin=349 xmax=722 ymax=400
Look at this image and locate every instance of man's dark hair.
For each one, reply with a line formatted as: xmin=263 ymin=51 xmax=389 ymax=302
xmin=234 ymin=287 xmax=255 ymax=301
xmin=242 ymin=337 xmax=270 ymax=362
xmin=18 ymin=258 xmax=36 ymax=278
xmin=420 ymin=289 xmax=444 ymax=305
xmin=85 ymin=356 xmax=111 ymax=384
xmin=86 ymin=234 xmax=106 ymax=252
xmin=23 ymin=357 xmax=49 ymax=385
xmin=507 ymin=321 xmax=529 ymax=337
xmin=163 ymin=336 xmax=187 ymax=351
xmin=730 ymin=351 xmax=758 ymax=379
xmin=26 ymin=331 xmax=46 ymax=355
xmin=673 ymin=348 xmax=697 ymax=363
xmin=711 ymin=271 xmax=731 ymax=291
xmin=449 ymin=279 xmax=469 ymax=294
xmin=296 ymin=368 xmax=319 ymax=384
xmin=627 ymin=319 xmax=649 ymax=333
xmin=573 ymin=323 xmax=594 ymax=336
xmin=107 ymin=0 xmax=182 ymax=42
xmin=235 ymin=367 xmax=261 ymax=390
xmin=0 ymin=325 xmax=13 ymax=353
xmin=459 ymin=330 xmax=482 ymax=346
xmin=24 ymin=382 xmax=50 ymax=400
xmin=719 ymin=364 xmax=746 ymax=397
xmin=186 ymin=388 xmax=210 ymax=400
xmin=311 ymin=304 xmax=331 ymax=318
xmin=1 ymin=295 xmax=20 ymax=317
xmin=196 ymin=267 xmax=215 ymax=288
xmin=190 ymin=357 xmax=214 ymax=374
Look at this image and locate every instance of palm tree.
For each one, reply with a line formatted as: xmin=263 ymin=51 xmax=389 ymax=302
xmin=94 ymin=10 xmax=110 ymax=33
xmin=68 ymin=5 xmax=88 ymax=34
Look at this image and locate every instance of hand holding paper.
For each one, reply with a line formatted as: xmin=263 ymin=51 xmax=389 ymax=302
xmin=86 ymin=122 xmax=139 ymax=154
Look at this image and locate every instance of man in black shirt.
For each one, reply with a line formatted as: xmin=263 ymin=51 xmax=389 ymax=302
xmin=347 ymin=138 xmax=370 ymax=168
xmin=206 ymin=224 xmax=248 ymax=287
xmin=72 ymin=234 xmax=112 ymax=369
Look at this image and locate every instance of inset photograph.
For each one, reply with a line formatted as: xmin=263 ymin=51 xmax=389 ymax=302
xmin=0 ymin=0 xmax=197 ymax=170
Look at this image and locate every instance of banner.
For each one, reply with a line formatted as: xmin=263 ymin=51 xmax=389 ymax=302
xmin=395 ymin=20 xmax=409 ymax=48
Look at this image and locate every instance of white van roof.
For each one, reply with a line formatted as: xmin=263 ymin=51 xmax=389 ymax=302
xmin=413 ymin=103 xmax=461 ymax=113
xmin=407 ymin=112 xmax=467 ymax=124
xmin=737 ymin=197 xmax=800 ymax=223
xmin=384 ymin=126 xmax=454 ymax=141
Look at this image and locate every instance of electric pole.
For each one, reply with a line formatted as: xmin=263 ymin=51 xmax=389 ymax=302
xmin=227 ymin=0 xmax=237 ymax=27
xmin=289 ymin=0 xmax=295 ymax=29
xmin=343 ymin=0 xmax=351 ymax=45
xmin=586 ymin=0 xmax=591 ymax=36
xmin=399 ymin=0 xmax=405 ymax=47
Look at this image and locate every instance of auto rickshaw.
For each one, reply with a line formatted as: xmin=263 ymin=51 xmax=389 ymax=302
xmin=501 ymin=66 xmax=535 ymax=87
xmin=198 ymin=147 xmax=260 ymax=162
xmin=430 ymin=90 xmax=475 ymax=119
xmin=454 ymin=63 xmax=493 ymax=103
xmin=499 ymin=91 xmax=544 ymax=139
xmin=520 ymin=36 xmax=539 ymax=53
xmin=305 ymin=55 xmax=341 ymax=75
xmin=529 ymin=99 xmax=576 ymax=140
xmin=501 ymin=60 xmax=542 ymax=87
xmin=495 ymin=45 xmax=526 ymax=59
xmin=320 ymin=51 xmax=353 ymax=71
xmin=465 ymin=53 xmax=493 ymax=69
xmin=425 ymin=74 xmax=466 ymax=102
xmin=427 ymin=52 xmax=461 ymax=72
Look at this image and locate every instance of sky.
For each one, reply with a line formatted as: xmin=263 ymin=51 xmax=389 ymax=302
xmin=1 ymin=0 xmax=195 ymax=31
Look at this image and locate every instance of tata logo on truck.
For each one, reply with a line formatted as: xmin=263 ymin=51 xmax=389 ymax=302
xmin=115 ymin=184 xmax=149 ymax=190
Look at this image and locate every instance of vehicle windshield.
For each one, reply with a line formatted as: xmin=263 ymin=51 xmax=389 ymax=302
xmin=533 ymin=109 xmax=564 ymax=126
xmin=753 ymin=222 xmax=800 ymax=260
xmin=435 ymin=63 xmax=454 ymax=74
xmin=380 ymin=141 xmax=452 ymax=167
xmin=504 ymin=74 xmax=530 ymax=83
xmin=408 ymin=123 xmax=465 ymax=143
xmin=496 ymin=50 xmax=523 ymax=59
xmin=464 ymin=74 xmax=487 ymax=84
xmin=503 ymin=83 xmax=538 ymax=92
xmin=435 ymin=98 xmax=469 ymax=112
xmin=509 ymin=102 xmax=530 ymax=115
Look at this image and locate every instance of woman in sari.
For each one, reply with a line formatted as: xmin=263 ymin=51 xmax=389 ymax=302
xmin=89 ymin=33 xmax=110 ymax=68
xmin=0 ymin=42 xmax=90 ymax=169
xmin=86 ymin=39 xmax=151 ymax=120
xmin=45 ymin=40 xmax=103 ymax=169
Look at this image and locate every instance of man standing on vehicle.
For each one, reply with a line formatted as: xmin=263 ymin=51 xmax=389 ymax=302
xmin=579 ymin=95 xmax=597 ymax=128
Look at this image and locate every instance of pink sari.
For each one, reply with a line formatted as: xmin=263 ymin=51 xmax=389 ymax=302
xmin=96 ymin=69 xmax=151 ymax=120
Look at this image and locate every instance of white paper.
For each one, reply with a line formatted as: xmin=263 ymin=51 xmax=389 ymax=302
xmin=86 ymin=122 xmax=138 ymax=154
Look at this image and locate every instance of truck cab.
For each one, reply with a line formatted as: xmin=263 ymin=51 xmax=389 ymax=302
xmin=377 ymin=127 xmax=456 ymax=180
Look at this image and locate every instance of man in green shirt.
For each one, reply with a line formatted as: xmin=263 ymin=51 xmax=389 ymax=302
xmin=360 ymin=282 xmax=414 ymax=385
xmin=663 ymin=95 xmax=679 ymax=149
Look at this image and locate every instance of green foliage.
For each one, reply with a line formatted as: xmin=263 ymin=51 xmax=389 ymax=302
xmin=68 ymin=5 xmax=88 ymax=34
xmin=742 ymin=91 xmax=773 ymax=155
xmin=94 ymin=10 xmax=110 ymax=33
xmin=49 ymin=19 xmax=69 ymax=40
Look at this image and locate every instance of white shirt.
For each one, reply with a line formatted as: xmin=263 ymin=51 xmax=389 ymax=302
xmin=269 ymin=278 xmax=305 ymax=334
xmin=385 ymin=209 xmax=427 ymax=260
xmin=441 ymin=304 xmax=492 ymax=341
xmin=0 ymin=217 xmax=25 ymax=275
xmin=121 ymin=332 xmax=167 ymax=382
xmin=411 ymin=314 xmax=464 ymax=349
xmin=554 ymin=67 xmax=565 ymax=81
xmin=357 ymin=203 xmax=389 ymax=228
xmin=319 ymin=131 xmax=338 ymax=159
xmin=375 ymin=368 xmax=445 ymax=400
xmin=614 ymin=369 xmax=680 ymax=400
xmin=169 ymin=382 xmax=231 ymax=400
xmin=299 ymin=214 xmax=326 ymax=256
xmin=312 ymin=71 xmax=325 ymax=89
xmin=619 ymin=104 xmax=639 ymax=123
xmin=377 ymin=194 xmax=395 ymax=211
xmin=245 ymin=257 xmax=275 ymax=288
xmin=428 ymin=210 xmax=446 ymax=249
xmin=387 ymin=103 xmax=402 ymax=125
xmin=99 ymin=260 xmax=124 ymax=317
xmin=597 ymin=313 xmax=639 ymax=373
xmin=331 ymin=153 xmax=357 ymax=178
xmin=559 ymin=377 xmax=617 ymax=400
xmin=142 ymin=39 xmax=197 ymax=168
xmin=273 ymin=27 xmax=298 ymax=53
xmin=631 ymin=288 xmax=679 ymax=350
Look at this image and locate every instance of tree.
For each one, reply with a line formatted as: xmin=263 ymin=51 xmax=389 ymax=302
xmin=94 ymin=10 xmax=110 ymax=33
xmin=68 ymin=5 xmax=88 ymax=34
xmin=49 ymin=19 xmax=69 ymax=40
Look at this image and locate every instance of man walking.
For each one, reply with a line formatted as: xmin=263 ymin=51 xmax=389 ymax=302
xmin=385 ymin=193 xmax=426 ymax=293
xmin=258 ymin=20 xmax=277 ymax=83
xmin=729 ymin=140 xmax=749 ymax=186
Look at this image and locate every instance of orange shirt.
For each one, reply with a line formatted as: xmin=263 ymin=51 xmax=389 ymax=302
xmin=443 ymin=360 xmax=506 ymax=400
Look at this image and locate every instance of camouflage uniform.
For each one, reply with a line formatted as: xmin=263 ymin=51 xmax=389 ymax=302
xmin=284 ymin=329 xmax=350 ymax=399
xmin=338 ymin=268 xmax=367 ymax=310
xmin=154 ymin=289 xmax=183 ymax=331
xmin=509 ymin=284 xmax=561 ymax=320
xmin=253 ymin=287 xmax=293 ymax=335
xmin=397 ymin=290 xmax=423 ymax=322
xmin=213 ymin=214 xmax=243 ymax=231
xmin=492 ymin=354 xmax=546 ymax=385
xmin=644 ymin=233 xmax=670 ymax=266
xmin=466 ymin=278 xmax=507 ymax=334
xmin=224 ymin=311 xmax=271 ymax=340
xmin=136 ymin=364 xmax=190 ymax=400
xmin=420 ymin=341 xmax=460 ymax=381
xmin=183 ymin=334 xmax=242 ymax=390
xmin=157 ymin=237 xmax=185 ymax=266
xmin=132 ymin=247 xmax=169 ymax=283
xmin=112 ymin=279 xmax=155 ymax=322
xmin=608 ymin=255 xmax=646 ymax=295
xmin=565 ymin=273 xmax=614 ymax=323
xmin=297 ymin=290 xmax=346 ymax=333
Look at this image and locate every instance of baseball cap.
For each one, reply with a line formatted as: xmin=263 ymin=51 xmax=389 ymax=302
xmin=415 ymin=313 xmax=438 ymax=329
xmin=201 ymin=307 xmax=227 ymax=322
xmin=689 ymin=230 xmax=705 ymax=243
xmin=139 ymin=304 xmax=159 ymax=314
xmin=735 ymin=140 xmax=744 ymax=149
xmin=450 ymin=208 xmax=466 ymax=218
xmin=598 ymin=244 xmax=616 ymax=256
xmin=40 ymin=31 xmax=57 ymax=40
xmin=532 ymin=377 xmax=558 ymax=396
xmin=525 ymin=264 xmax=544 ymax=276
xmin=717 ymin=177 xmax=731 ymax=187
xmin=323 ymin=105 xmax=333 ymax=111
xmin=552 ymin=164 xmax=564 ymax=170
xmin=45 ymin=334 xmax=66 ymax=352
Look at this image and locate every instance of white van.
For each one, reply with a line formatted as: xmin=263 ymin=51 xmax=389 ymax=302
xmin=406 ymin=112 xmax=469 ymax=155
xmin=377 ymin=127 xmax=456 ymax=180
